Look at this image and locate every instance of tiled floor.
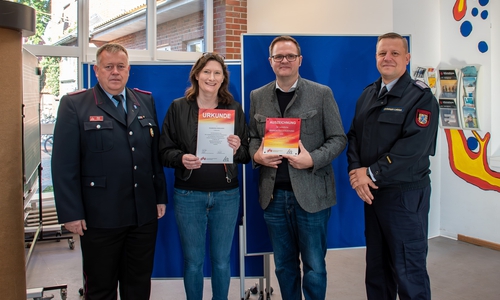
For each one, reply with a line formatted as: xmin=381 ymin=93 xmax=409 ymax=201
xmin=25 ymin=235 xmax=500 ymax=299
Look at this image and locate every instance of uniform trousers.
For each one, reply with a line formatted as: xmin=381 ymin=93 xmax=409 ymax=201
xmin=364 ymin=185 xmax=431 ymax=300
xmin=80 ymin=218 xmax=158 ymax=300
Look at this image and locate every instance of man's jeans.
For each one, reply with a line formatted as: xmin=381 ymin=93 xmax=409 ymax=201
xmin=173 ymin=188 xmax=240 ymax=300
xmin=263 ymin=189 xmax=331 ymax=300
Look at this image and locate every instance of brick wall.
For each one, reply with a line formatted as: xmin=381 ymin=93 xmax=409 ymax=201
xmin=214 ymin=0 xmax=247 ymax=59
xmin=111 ymin=30 xmax=147 ymax=49
xmin=157 ymin=11 xmax=204 ymax=51
xmin=111 ymin=11 xmax=204 ymax=51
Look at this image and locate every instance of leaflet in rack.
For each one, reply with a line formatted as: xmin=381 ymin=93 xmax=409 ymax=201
xmin=413 ymin=67 xmax=437 ymax=95
xmin=438 ymin=69 xmax=459 ymax=128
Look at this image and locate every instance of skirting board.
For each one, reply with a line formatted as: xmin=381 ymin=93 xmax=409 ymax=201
xmin=457 ymin=234 xmax=500 ymax=252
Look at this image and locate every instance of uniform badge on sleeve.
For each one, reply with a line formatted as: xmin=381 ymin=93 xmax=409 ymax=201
xmin=416 ymin=109 xmax=431 ymax=127
xmin=150 ymin=128 xmax=154 ymax=137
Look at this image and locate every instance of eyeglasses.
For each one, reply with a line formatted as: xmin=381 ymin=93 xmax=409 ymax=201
xmin=203 ymin=52 xmax=226 ymax=60
xmin=271 ymin=54 xmax=299 ymax=62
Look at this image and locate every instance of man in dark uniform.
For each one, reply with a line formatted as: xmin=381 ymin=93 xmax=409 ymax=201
xmin=52 ymin=43 xmax=167 ymax=300
xmin=347 ymin=32 xmax=439 ymax=300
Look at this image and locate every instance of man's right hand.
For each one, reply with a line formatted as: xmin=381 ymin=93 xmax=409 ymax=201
xmin=253 ymin=139 xmax=282 ymax=168
xmin=64 ymin=219 xmax=87 ymax=236
xmin=349 ymin=168 xmax=378 ymax=205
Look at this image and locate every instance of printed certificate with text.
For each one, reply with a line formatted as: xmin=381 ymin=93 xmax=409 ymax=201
xmin=263 ymin=118 xmax=301 ymax=155
xmin=196 ymin=109 xmax=235 ymax=164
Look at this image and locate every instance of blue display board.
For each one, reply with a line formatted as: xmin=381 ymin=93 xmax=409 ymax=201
xmin=241 ymin=34 xmax=403 ymax=254
xmin=83 ymin=62 xmax=263 ymax=278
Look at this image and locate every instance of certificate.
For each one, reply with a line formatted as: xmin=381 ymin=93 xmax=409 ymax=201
xmin=263 ymin=118 xmax=301 ymax=155
xmin=196 ymin=109 xmax=235 ymax=164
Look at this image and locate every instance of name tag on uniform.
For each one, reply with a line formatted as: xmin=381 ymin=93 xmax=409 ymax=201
xmin=89 ymin=116 xmax=103 ymax=121
xmin=382 ymin=107 xmax=403 ymax=112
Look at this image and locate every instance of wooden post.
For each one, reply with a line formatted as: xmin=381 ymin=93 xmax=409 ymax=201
xmin=0 ymin=2 xmax=36 ymax=299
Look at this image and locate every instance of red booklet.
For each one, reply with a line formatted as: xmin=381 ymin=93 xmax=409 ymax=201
xmin=263 ymin=118 xmax=301 ymax=155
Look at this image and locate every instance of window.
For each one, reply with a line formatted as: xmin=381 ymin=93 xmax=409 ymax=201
xmin=89 ymin=0 xmax=147 ymax=50
xmin=21 ymin=0 xmax=78 ymax=46
xmin=38 ymin=56 xmax=78 ymax=193
xmin=19 ymin=0 xmax=215 ymax=196
xmin=88 ymin=0 xmax=205 ymax=53
xmin=187 ymin=39 xmax=204 ymax=52
xmin=157 ymin=0 xmax=205 ymax=52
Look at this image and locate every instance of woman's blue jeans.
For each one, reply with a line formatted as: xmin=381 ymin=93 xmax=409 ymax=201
xmin=173 ymin=188 xmax=240 ymax=300
xmin=263 ymin=189 xmax=331 ymax=300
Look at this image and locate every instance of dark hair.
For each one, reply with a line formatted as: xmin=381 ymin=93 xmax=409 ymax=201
xmin=269 ymin=35 xmax=302 ymax=57
xmin=96 ymin=43 xmax=129 ymax=65
xmin=377 ymin=32 xmax=409 ymax=53
xmin=185 ymin=53 xmax=234 ymax=105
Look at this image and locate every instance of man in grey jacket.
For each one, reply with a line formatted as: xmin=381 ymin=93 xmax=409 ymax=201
xmin=248 ymin=35 xmax=347 ymax=300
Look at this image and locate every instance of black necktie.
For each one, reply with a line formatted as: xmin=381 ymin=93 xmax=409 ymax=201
xmin=379 ymin=86 xmax=388 ymax=98
xmin=112 ymin=94 xmax=126 ymax=120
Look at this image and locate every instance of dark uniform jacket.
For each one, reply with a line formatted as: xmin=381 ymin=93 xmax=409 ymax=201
xmin=347 ymin=71 xmax=439 ymax=188
xmin=248 ymin=77 xmax=347 ymax=213
xmin=52 ymin=84 xmax=167 ymax=228
xmin=159 ymin=97 xmax=250 ymax=182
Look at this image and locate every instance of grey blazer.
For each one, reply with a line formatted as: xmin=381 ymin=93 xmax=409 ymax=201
xmin=248 ymin=77 xmax=347 ymax=213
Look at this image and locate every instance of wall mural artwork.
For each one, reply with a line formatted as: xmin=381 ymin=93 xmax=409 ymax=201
xmin=445 ymin=129 xmax=500 ymax=192
xmin=446 ymin=1 xmax=498 ymax=191
xmin=453 ymin=0 xmax=489 ymax=53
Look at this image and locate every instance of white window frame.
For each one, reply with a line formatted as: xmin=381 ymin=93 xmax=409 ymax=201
xmin=23 ymin=0 xmax=214 ymax=89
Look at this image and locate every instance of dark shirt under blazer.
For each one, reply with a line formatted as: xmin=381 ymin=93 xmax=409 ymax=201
xmin=248 ymin=77 xmax=347 ymax=213
xmin=52 ymin=84 xmax=167 ymax=228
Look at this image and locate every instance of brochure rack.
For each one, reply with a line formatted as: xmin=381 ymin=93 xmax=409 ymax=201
xmin=414 ymin=66 xmax=481 ymax=130
xmin=434 ymin=66 xmax=480 ymax=129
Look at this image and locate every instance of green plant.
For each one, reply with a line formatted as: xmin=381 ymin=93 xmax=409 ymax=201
xmin=17 ymin=0 xmax=51 ymax=45
xmin=39 ymin=56 xmax=61 ymax=96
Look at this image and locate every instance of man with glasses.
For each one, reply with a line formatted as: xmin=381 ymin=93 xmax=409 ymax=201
xmin=248 ymin=35 xmax=347 ymax=300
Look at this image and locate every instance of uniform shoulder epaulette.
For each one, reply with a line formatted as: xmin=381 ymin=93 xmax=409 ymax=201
xmin=413 ymin=80 xmax=430 ymax=90
xmin=67 ymin=89 xmax=86 ymax=95
xmin=133 ymin=88 xmax=152 ymax=95
xmin=363 ymin=83 xmax=373 ymax=91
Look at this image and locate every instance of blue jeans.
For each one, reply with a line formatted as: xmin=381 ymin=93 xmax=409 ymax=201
xmin=173 ymin=188 xmax=240 ymax=300
xmin=263 ymin=189 xmax=331 ymax=300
